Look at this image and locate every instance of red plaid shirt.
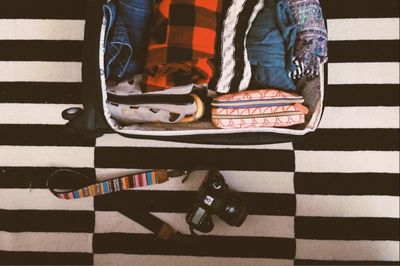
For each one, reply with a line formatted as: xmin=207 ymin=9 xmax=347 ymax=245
xmin=143 ymin=0 xmax=222 ymax=92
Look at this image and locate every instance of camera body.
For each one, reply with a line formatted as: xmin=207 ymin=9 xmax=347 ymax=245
xmin=186 ymin=170 xmax=248 ymax=233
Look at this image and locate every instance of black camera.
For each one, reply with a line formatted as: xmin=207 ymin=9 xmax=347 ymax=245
xmin=186 ymin=170 xmax=248 ymax=233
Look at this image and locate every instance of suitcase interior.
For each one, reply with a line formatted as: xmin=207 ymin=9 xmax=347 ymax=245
xmin=80 ymin=0 xmax=326 ymax=144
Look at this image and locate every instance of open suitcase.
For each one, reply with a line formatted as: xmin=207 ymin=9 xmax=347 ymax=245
xmin=52 ymin=0 xmax=328 ymax=242
xmin=63 ymin=0 xmax=326 ymax=145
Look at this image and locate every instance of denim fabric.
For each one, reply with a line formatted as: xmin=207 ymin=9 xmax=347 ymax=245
xmin=247 ymin=0 xmax=297 ymax=90
xmin=103 ymin=0 xmax=153 ymax=81
xmin=119 ymin=0 xmax=153 ymax=72
xmin=103 ymin=2 xmax=136 ymax=81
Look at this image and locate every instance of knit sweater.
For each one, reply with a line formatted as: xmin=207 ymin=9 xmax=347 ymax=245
xmin=209 ymin=0 xmax=265 ymax=94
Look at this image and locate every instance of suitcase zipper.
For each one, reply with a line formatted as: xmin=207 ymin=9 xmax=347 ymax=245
xmin=213 ymin=111 xmax=304 ymax=119
xmin=211 ymin=98 xmax=304 ymax=108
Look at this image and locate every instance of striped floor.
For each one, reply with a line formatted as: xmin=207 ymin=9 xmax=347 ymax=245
xmin=0 ymin=0 xmax=399 ymax=265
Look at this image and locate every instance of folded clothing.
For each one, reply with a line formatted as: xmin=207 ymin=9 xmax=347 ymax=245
xmin=107 ymin=100 xmax=199 ymax=124
xmin=211 ymin=89 xmax=309 ymax=129
xmin=143 ymin=0 xmax=222 ymax=92
xmin=287 ymin=0 xmax=328 ymax=78
xmin=119 ymin=0 xmax=153 ymax=72
xmin=106 ymin=75 xmax=195 ymax=96
xmin=246 ymin=0 xmax=298 ymax=91
xmin=209 ymin=0 xmax=265 ymax=94
xmin=106 ymin=80 xmax=205 ymax=124
xmin=103 ymin=0 xmax=153 ymax=81
xmin=103 ymin=1 xmax=136 ymax=81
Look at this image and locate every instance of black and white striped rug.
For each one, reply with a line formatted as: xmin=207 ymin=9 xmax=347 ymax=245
xmin=0 ymin=0 xmax=399 ymax=265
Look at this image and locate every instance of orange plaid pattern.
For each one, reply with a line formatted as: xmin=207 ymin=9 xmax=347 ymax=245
xmin=143 ymin=0 xmax=222 ymax=92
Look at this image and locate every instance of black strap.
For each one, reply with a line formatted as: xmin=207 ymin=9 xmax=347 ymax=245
xmin=107 ymin=93 xmax=195 ymax=105
xmin=47 ymin=169 xmax=198 ymax=244
xmin=116 ymin=202 xmax=197 ymax=244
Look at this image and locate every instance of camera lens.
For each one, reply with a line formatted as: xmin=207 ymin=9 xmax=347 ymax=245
xmin=219 ymin=191 xmax=248 ymax=227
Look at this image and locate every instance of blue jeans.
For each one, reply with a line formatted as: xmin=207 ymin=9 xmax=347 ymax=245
xmin=119 ymin=0 xmax=153 ymax=72
xmin=103 ymin=0 xmax=153 ymax=81
xmin=247 ymin=0 xmax=297 ymax=90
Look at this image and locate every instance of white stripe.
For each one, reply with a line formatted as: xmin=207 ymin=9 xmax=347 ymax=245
xmin=95 ymin=133 xmax=293 ymax=149
xmin=0 ymin=189 xmax=93 ymax=210
xmin=0 ymin=232 xmax=92 ymax=252
xmin=95 ymin=211 xmax=294 ymax=238
xmin=0 ymin=146 xmax=94 ymax=167
xmin=327 ymin=18 xmax=400 ymax=40
xmin=328 ymin=63 xmax=399 ymax=84
xmin=94 ymin=254 xmax=293 ymax=266
xmin=295 ymin=151 xmax=399 ymax=173
xmin=0 ymin=104 xmax=82 ymax=125
xmin=296 ymin=239 xmax=399 ymax=261
xmin=220 ymin=170 xmax=294 ymax=193
xmin=319 ymin=107 xmax=400 ymax=129
xmin=0 ymin=19 xmax=85 ymax=40
xmin=297 ymin=195 xmax=399 ymax=218
xmin=95 ymin=169 xmax=294 ymax=193
xmin=216 ymin=0 xmax=246 ymax=93
xmin=0 ymin=62 xmax=81 ymax=82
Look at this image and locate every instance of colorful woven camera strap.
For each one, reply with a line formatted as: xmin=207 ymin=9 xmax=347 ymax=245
xmin=47 ymin=168 xmax=198 ymax=243
xmin=48 ymin=169 xmax=187 ymax=200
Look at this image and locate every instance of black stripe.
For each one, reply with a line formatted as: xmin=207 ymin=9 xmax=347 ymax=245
xmin=295 ymin=259 xmax=400 ymax=265
xmin=325 ymin=85 xmax=400 ymax=106
xmin=107 ymin=93 xmax=194 ymax=105
xmin=95 ymin=191 xmax=296 ymax=216
xmin=95 ymin=147 xmax=294 ymax=171
xmin=5 ymin=0 xmax=397 ymax=21
xmin=0 ymin=82 xmax=82 ymax=104
xmin=296 ymin=217 xmax=399 ymax=240
xmin=0 ymin=167 xmax=95 ymax=189
xmin=293 ymin=129 xmax=400 ymax=151
xmin=328 ymin=40 xmax=399 ymax=63
xmin=0 ymin=251 xmax=92 ymax=265
xmin=93 ymin=233 xmax=295 ymax=259
xmin=0 ymin=125 xmax=95 ymax=146
xmin=320 ymin=0 xmax=399 ymax=19
xmin=0 ymin=41 xmax=82 ymax=62
xmin=294 ymin=173 xmax=399 ymax=196
xmin=0 ymin=210 xmax=94 ymax=233
xmin=229 ymin=0 xmax=259 ymax=92
xmin=0 ymin=0 xmax=87 ymax=19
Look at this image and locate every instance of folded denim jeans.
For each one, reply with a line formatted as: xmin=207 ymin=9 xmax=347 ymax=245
xmin=103 ymin=2 xmax=136 ymax=81
xmin=103 ymin=0 xmax=153 ymax=81
xmin=119 ymin=0 xmax=153 ymax=71
xmin=247 ymin=0 xmax=298 ymax=90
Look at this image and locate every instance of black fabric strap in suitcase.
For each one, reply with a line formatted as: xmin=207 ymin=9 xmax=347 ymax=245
xmin=48 ymin=169 xmax=196 ymax=244
xmin=106 ymin=93 xmax=195 ymax=105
